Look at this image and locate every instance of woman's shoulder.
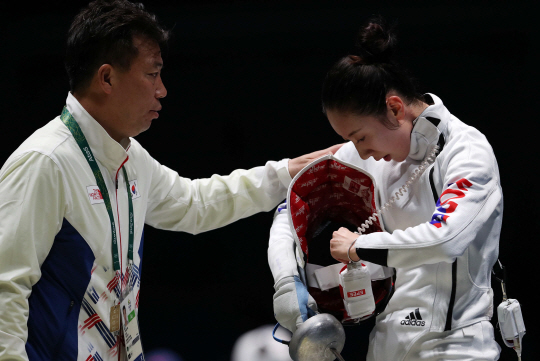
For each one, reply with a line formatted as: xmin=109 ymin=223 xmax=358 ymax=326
xmin=445 ymin=116 xmax=495 ymax=156
xmin=441 ymin=115 xmax=500 ymax=179
xmin=334 ymin=141 xmax=357 ymax=159
xmin=334 ymin=141 xmax=366 ymax=166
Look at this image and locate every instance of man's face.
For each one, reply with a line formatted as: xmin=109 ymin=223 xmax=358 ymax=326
xmin=110 ymin=36 xmax=167 ymax=141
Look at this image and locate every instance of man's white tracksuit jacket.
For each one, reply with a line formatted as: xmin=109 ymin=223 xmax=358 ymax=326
xmin=268 ymin=94 xmax=503 ymax=360
xmin=0 ymin=93 xmax=292 ymax=361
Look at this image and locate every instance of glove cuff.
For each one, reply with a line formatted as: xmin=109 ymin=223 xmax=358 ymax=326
xmin=274 ymin=276 xmax=295 ymax=291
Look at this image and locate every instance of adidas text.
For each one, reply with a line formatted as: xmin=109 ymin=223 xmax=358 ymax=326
xmin=400 ymin=319 xmax=425 ymax=326
xmin=400 ymin=308 xmax=426 ymax=326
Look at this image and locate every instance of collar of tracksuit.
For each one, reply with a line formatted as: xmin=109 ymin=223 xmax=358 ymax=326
xmin=408 ymin=93 xmax=450 ymax=161
xmin=65 ymin=92 xmax=131 ymax=181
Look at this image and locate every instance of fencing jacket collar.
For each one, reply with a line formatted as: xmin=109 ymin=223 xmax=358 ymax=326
xmin=65 ymin=92 xmax=130 ymax=180
xmin=408 ymin=93 xmax=449 ymax=161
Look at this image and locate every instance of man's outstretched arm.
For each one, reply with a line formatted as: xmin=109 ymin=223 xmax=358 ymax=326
xmin=144 ymin=144 xmax=343 ymax=234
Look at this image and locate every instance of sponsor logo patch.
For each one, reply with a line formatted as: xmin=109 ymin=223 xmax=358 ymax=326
xmin=400 ymin=308 xmax=426 ymax=326
xmin=129 ymin=180 xmax=141 ymax=200
xmin=87 ymin=186 xmax=104 ymax=205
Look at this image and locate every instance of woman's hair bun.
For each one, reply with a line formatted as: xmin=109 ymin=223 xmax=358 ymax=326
xmin=353 ymin=16 xmax=396 ymax=64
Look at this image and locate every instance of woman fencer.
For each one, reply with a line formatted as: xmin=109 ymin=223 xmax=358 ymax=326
xmin=268 ymin=17 xmax=502 ymax=361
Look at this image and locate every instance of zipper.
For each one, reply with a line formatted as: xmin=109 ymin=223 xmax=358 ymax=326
xmin=445 ymin=260 xmax=457 ymax=330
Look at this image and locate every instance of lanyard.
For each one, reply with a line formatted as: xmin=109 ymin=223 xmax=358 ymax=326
xmin=60 ymin=107 xmax=134 ymax=272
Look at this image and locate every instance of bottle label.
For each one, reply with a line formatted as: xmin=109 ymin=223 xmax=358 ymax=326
xmin=347 ymin=289 xmax=366 ymax=298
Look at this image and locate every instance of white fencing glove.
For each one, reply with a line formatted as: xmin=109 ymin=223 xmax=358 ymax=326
xmin=273 ymin=275 xmax=317 ymax=333
xmin=269 ymin=203 xmax=317 ymax=333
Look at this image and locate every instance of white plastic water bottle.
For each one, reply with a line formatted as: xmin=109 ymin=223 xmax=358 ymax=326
xmin=339 ymin=262 xmax=375 ymax=320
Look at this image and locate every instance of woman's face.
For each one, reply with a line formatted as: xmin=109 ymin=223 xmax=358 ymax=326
xmin=327 ymin=110 xmax=413 ymax=162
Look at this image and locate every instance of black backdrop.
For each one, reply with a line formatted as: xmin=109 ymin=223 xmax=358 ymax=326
xmin=0 ymin=1 xmax=537 ymax=360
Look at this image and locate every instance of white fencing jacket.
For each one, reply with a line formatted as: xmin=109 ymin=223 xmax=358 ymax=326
xmin=0 ymin=93 xmax=292 ymax=361
xmin=268 ymin=94 xmax=502 ymax=361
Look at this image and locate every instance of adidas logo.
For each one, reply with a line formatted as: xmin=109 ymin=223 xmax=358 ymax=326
xmin=400 ymin=308 xmax=426 ymax=326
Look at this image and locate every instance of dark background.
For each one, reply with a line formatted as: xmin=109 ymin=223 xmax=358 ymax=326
xmin=0 ymin=1 xmax=536 ymax=360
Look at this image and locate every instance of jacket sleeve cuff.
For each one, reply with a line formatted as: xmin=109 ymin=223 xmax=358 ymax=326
xmin=356 ymin=248 xmax=389 ymax=267
xmin=275 ymin=158 xmax=293 ymax=188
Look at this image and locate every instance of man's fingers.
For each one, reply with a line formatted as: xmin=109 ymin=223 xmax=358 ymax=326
xmin=288 ymin=143 xmax=345 ymax=178
xmin=326 ymin=143 xmax=345 ymax=155
xmin=311 ymin=143 xmax=345 ymax=158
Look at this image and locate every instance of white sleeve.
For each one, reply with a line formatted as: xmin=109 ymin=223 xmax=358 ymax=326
xmin=355 ymin=138 xmax=502 ymax=269
xmin=268 ymin=203 xmax=299 ymax=286
xmin=0 ymin=153 xmax=65 ymax=361
xmin=144 ymin=155 xmax=292 ymax=234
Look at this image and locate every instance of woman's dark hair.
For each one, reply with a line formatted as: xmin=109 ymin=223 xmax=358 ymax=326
xmin=65 ymin=0 xmax=169 ymax=93
xmin=322 ymin=17 xmax=422 ymax=128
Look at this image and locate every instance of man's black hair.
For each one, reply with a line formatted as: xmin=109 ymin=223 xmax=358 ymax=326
xmin=65 ymin=0 xmax=169 ymax=93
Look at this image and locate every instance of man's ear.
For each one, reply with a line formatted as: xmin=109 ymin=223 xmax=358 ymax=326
xmin=97 ymin=64 xmax=114 ymax=94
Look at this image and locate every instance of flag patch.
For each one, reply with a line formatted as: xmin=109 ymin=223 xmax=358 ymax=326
xmin=129 ymin=180 xmax=141 ymax=200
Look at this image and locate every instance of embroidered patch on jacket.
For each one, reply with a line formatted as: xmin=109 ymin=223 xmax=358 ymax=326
xmin=129 ymin=180 xmax=141 ymax=200
xmin=400 ymin=308 xmax=426 ymax=326
xmin=87 ymin=185 xmax=104 ymax=205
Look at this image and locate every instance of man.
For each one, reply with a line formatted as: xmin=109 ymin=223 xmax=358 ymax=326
xmin=0 ymin=1 xmax=340 ymax=360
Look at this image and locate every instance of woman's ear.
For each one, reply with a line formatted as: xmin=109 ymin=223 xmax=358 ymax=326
xmin=386 ymin=95 xmax=406 ymax=123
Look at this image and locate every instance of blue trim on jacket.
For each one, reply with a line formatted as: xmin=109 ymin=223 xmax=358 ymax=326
xmin=26 ymin=219 xmax=95 ymax=361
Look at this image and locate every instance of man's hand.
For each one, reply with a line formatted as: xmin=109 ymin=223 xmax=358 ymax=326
xmin=330 ymin=227 xmax=360 ymax=263
xmin=288 ymin=144 xmax=344 ymax=178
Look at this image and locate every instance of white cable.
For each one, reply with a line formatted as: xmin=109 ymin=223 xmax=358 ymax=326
xmin=356 ymin=144 xmax=440 ymax=236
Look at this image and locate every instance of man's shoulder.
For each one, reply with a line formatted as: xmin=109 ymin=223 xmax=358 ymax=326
xmin=0 ymin=117 xmax=86 ymax=183
xmin=9 ymin=117 xmax=72 ymax=161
